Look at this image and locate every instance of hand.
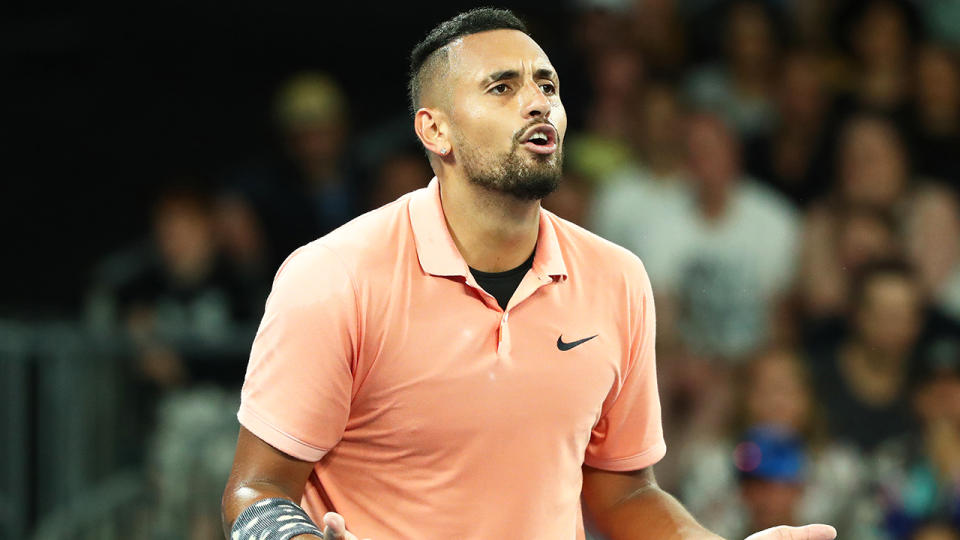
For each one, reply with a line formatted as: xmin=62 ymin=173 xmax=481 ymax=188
xmin=745 ymin=524 xmax=837 ymax=540
xmin=320 ymin=512 xmax=372 ymax=540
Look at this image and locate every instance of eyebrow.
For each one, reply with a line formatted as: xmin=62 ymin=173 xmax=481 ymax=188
xmin=480 ymin=67 xmax=558 ymax=87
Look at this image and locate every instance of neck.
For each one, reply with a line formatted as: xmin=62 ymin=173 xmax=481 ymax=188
xmin=439 ymin=175 xmax=540 ymax=273
xmin=698 ymin=186 xmax=730 ymax=221
xmin=840 ymin=342 xmax=907 ymax=406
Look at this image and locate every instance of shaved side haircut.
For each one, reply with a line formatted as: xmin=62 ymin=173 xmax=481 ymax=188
xmin=407 ymin=7 xmax=528 ymax=114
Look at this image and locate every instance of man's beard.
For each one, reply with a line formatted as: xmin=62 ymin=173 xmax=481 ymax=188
xmin=455 ymin=133 xmax=563 ymax=201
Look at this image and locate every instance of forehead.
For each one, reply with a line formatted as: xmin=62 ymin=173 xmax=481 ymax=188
xmin=447 ymin=29 xmax=554 ymax=80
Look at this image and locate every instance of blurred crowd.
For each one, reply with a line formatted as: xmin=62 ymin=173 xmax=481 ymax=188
xmin=80 ymin=1 xmax=960 ymax=538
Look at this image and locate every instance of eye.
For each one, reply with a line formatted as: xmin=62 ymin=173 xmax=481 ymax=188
xmin=540 ymin=82 xmax=556 ymax=95
xmin=490 ymin=83 xmax=510 ymax=95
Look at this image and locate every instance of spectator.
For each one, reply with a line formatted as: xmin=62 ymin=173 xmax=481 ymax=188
xmin=832 ymin=0 xmax=920 ymax=126
xmin=94 ymin=184 xmax=259 ymax=392
xmin=873 ymin=337 xmax=960 ymax=538
xmin=565 ymin=44 xmax=643 ymax=182
xmin=909 ymin=44 xmax=960 ymax=193
xmin=679 ymin=349 xmax=866 ymax=539
xmin=744 ymin=49 xmax=836 ymax=208
xmin=87 ymin=182 xmax=260 ymax=539
xmin=656 ymin=113 xmax=799 ymax=362
xmin=808 ymin=259 xmax=923 ymax=453
xmin=627 ymin=0 xmax=687 ymax=76
xmin=219 ymin=72 xmax=362 ymax=271
xmin=588 ymin=80 xmax=689 ymax=270
xmin=684 ymin=0 xmax=783 ymax=139
xmin=800 ymin=114 xmax=960 ymax=319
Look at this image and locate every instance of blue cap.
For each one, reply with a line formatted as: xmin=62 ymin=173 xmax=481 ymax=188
xmin=734 ymin=425 xmax=808 ymax=484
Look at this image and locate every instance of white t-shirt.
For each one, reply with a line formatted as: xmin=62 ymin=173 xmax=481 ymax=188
xmin=591 ymin=170 xmax=800 ymax=359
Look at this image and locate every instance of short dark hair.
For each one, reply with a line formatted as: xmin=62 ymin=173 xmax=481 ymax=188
xmin=407 ymin=8 xmax=528 ymax=115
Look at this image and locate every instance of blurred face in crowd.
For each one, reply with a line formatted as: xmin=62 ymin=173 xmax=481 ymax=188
xmin=439 ymin=29 xmax=567 ymax=200
xmin=685 ymin=115 xmax=740 ymax=195
xmin=838 ymin=209 xmax=896 ymax=271
xmin=726 ymin=1 xmax=776 ymax=71
xmin=854 ymin=272 xmax=923 ymax=357
xmin=839 ymin=117 xmax=908 ymax=209
xmin=745 ymin=351 xmax=812 ymax=432
xmin=778 ymin=52 xmax=825 ymax=128
xmin=740 ymin=478 xmax=803 ymax=530
xmin=287 ymin=121 xmax=346 ymax=170
xmin=916 ymin=45 xmax=960 ymax=125
xmin=370 ymin=153 xmax=432 ymax=209
xmin=154 ymin=195 xmax=216 ymax=279
xmin=853 ymin=1 xmax=910 ymax=68
xmin=911 ymin=523 xmax=960 ymax=540
xmin=636 ymin=83 xmax=683 ymax=154
xmin=593 ymin=47 xmax=643 ymax=102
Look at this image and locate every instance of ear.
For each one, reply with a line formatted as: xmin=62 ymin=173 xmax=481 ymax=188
xmin=414 ymin=107 xmax=451 ymax=158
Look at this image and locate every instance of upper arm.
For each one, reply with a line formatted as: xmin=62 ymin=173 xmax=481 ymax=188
xmin=583 ymin=259 xmax=666 ymax=471
xmin=221 ymin=427 xmax=318 ymax=535
xmin=582 ymin=465 xmax=657 ymax=512
xmin=225 ymin=426 xmax=317 ymax=501
xmin=238 ymin=243 xmax=359 ymax=461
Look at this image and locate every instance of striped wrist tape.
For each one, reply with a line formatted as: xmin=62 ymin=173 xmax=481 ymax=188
xmin=232 ymin=497 xmax=324 ymax=540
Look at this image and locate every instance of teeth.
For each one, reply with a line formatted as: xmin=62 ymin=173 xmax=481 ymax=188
xmin=529 ymin=132 xmax=548 ymax=142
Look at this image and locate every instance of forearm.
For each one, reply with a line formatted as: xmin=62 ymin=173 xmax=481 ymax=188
xmin=221 ymin=481 xmax=321 ymax=539
xmin=589 ymin=484 xmax=722 ymax=540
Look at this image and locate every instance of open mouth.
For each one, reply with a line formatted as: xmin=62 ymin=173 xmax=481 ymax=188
xmin=520 ymin=124 xmax=558 ymax=155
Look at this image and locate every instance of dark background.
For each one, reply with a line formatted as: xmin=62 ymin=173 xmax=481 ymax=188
xmin=3 ymin=2 xmax=580 ymax=311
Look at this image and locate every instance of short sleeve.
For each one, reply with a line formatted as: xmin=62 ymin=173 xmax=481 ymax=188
xmin=584 ymin=260 xmax=666 ymax=471
xmin=238 ymin=242 xmax=358 ymax=462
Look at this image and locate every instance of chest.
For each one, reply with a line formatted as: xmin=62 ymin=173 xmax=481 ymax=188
xmin=345 ymin=274 xmax=624 ymax=453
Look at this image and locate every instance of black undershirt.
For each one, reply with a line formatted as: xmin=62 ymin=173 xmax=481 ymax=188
xmin=469 ymin=251 xmax=535 ymax=310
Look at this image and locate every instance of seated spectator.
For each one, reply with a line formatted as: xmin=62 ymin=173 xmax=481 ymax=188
xmin=807 ymin=259 xmax=923 ymax=453
xmin=88 ymin=182 xmax=261 ymax=539
xmin=656 ymin=113 xmax=799 ymax=362
xmin=95 ymin=183 xmax=260 ymax=392
xmin=563 ymin=44 xmax=643 ymax=183
xmin=831 ymin=0 xmax=920 ymax=125
xmin=684 ymin=0 xmax=782 ymax=139
xmin=744 ymin=49 xmax=836 ymax=208
xmin=679 ymin=349 xmax=866 ymax=539
xmin=626 ymin=0 xmax=686 ymax=76
xmin=909 ymin=44 xmax=960 ymax=194
xmin=873 ymin=337 xmax=960 ymax=538
xmin=588 ymin=80 xmax=688 ymax=269
xmin=219 ymin=72 xmax=362 ymax=271
xmin=801 ymin=113 xmax=960 ymax=319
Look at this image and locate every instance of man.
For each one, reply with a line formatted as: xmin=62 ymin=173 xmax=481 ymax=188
xmin=221 ymin=9 xmax=837 ymax=540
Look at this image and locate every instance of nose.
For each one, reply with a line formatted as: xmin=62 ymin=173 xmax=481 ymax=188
xmin=520 ymin=80 xmax=550 ymax=120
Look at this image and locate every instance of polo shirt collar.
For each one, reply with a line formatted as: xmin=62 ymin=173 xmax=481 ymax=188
xmin=409 ymin=177 xmax=568 ymax=281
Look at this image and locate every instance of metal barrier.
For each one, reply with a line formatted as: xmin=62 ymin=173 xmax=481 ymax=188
xmin=0 ymin=319 xmax=134 ymax=538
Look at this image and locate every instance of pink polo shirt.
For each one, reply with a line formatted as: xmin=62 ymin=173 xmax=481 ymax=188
xmin=238 ymin=178 xmax=665 ymax=539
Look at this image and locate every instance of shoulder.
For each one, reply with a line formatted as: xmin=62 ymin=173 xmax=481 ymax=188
xmin=271 ymin=193 xmax=416 ymax=298
xmin=738 ymin=179 xmax=800 ymax=228
xmin=546 ymin=210 xmax=652 ymax=292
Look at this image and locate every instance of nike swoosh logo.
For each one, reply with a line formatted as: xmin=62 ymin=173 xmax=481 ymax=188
xmin=557 ymin=334 xmax=598 ymax=351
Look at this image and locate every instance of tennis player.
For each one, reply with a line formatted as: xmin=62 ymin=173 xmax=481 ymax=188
xmin=221 ymin=8 xmax=837 ymax=540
